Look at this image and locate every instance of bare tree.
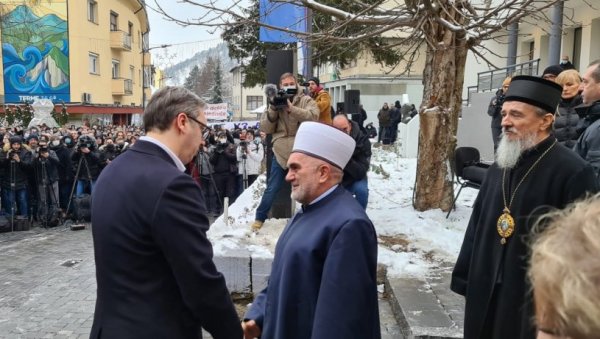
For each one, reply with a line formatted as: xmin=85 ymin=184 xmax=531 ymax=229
xmin=152 ymin=0 xmax=577 ymax=211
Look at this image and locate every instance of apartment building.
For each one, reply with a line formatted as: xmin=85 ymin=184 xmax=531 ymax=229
xmin=230 ymin=65 xmax=264 ymax=121
xmin=0 ymin=0 xmax=151 ymax=125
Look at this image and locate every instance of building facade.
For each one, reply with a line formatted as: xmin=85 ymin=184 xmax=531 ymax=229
xmin=230 ymin=65 xmax=264 ymax=121
xmin=0 ymin=0 xmax=151 ymax=126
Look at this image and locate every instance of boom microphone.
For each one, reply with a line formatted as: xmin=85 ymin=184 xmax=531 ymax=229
xmin=264 ymin=83 xmax=278 ymax=98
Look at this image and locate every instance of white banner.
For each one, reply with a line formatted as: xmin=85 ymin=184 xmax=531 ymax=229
xmin=205 ymin=103 xmax=228 ymax=120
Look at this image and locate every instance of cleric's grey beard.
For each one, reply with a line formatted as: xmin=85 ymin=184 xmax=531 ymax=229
xmin=496 ymin=131 xmax=537 ymax=169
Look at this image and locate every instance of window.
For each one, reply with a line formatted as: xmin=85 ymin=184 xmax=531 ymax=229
xmin=128 ymin=22 xmax=133 ymax=37
xmin=112 ymin=60 xmax=120 ymax=79
xmin=110 ymin=12 xmax=118 ymax=31
xmin=246 ymin=96 xmax=263 ymax=111
xmin=89 ymin=53 xmax=99 ymax=74
xmin=130 ymin=66 xmax=135 ymax=83
xmin=87 ymin=0 xmax=98 ymax=23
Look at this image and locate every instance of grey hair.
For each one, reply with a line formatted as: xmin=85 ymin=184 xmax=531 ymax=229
xmin=589 ymin=59 xmax=600 ymax=84
xmin=143 ymin=86 xmax=206 ymax=132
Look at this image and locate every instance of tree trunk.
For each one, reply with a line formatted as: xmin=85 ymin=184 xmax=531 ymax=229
xmin=413 ymin=4 xmax=468 ymax=212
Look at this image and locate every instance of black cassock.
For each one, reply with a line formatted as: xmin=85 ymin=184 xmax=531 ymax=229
xmin=451 ymin=136 xmax=599 ymax=339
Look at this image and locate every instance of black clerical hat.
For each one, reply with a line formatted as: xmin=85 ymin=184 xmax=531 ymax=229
xmin=504 ymin=75 xmax=562 ymax=113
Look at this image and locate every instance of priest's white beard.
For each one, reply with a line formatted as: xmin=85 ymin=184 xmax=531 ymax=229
xmin=496 ymin=130 xmax=538 ymax=169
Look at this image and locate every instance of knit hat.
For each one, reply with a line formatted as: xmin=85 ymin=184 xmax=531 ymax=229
xmin=292 ymin=122 xmax=355 ymax=169
xmin=504 ymin=75 xmax=562 ymax=113
xmin=303 ymin=77 xmax=320 ymax=87
xmin=542 ymin=65 xmax=564 ymax=78
xmin=9 ymin=136 xmax=22 ymax=145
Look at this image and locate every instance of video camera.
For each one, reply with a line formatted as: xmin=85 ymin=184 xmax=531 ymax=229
xmin=77 ymin=136 xmax=96 ymax=151
xmin=265 ymin=84 xmax=297 ymax=109
xmin=271 ymin=88 xmax=297 ymax=109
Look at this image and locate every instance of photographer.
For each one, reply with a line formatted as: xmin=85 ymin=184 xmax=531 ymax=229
xmin=487 ymin=76 xmax=511 ymax=150
xmin=251 ymin=72 xmax=319 ymax=231
xmin=0 ymin=136 xmax=33 ymax=217
xmin=71 ymin=135 xmax=102 ymax=197
xmin=55 ymin=136 xmax=75 ymax=214
xmin=236 ymin=129 xmax=264 ymax=189
xmin=99 ymin=138 xmax=121 ymax=166
xmin=32 ymin=140 xmax=60 ymax=223
xmin=210 ymin=131 xmax=237 ymax=211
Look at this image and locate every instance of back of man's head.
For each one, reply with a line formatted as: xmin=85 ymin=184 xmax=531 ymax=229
xmin=143 ymin=86 xmax=205 ymax=133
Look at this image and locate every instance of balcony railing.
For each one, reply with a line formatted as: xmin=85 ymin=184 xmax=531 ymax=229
xmin=464 ymin=58 xmax=541 ymax=105
xmin=110 ymin=30 xmax=132 ymax=50
xmin=477 ymin=58 xmax=540 ymax=93
xmin=112 ymin=78 xmax=133 ymax=96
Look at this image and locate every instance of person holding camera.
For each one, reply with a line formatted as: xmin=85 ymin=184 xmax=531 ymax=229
xmin=237 ymin=129 xmax=264 ymax=189
xmin=0 ymin=136 xmax=33 ymax=217
xmin=55 ymin=135 xmax=75 ymax=214
xmin=71 ymin=135 xmax=102 ymax=197
xmin=210 ymin=131 xmax=237 ymax=210
xmin=488 ymin=76 xmax=511 ymax=151
xmin=251 ymin=72 xmax=319 ymax=231
xmin=32 ymin=139 xmax=61 ymax=224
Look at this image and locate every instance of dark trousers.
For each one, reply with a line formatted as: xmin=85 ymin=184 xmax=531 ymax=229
xmin=200 ymin=175 xmax=220 ymax=214
xmin=213 ymin=172 xmax=235 ymax=212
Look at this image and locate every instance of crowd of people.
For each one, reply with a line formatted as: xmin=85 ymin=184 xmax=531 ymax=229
xmin=0 ymin=123 xmax=141 ymax=226
xmin=376 ymin=100 xmax=418 ymax=144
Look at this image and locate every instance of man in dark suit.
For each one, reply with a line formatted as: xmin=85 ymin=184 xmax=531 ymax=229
xmin=90 ymin=87 xmax=242 ymax=339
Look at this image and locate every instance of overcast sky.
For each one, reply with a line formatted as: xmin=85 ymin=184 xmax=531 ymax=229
xmin=146 ymin=1 xmax=223 ymax=67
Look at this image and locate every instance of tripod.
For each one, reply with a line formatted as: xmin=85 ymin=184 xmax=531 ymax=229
xmin=36 ymin=158 xmax=60 ymax=228
xmin=9 ymin=157 xmax=16 ymax=232
xmin=64 ymin=154 xmax=92 ymax=222
xmin=241 ymin=153 xmax=248 ymax=190
xmin=197 ymin=150 xmax=222 ymax=214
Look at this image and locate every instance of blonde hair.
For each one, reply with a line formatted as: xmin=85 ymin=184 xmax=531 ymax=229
xmin=555 ymin=69 xmax=582 ymax=87
xmin=529 ymin=195 xmax=600 ymax=338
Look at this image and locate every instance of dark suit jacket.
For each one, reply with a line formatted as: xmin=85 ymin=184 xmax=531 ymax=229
xmin=90 ymin=140 xmax=242 ymax=339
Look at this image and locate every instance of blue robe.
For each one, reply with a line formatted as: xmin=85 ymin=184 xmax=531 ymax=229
xmin=245 ymin=186 xmax=381 ymax=338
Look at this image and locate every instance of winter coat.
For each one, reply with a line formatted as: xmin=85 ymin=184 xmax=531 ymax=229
xmin=260 ymin=93 xmax=319 ymax=169
xmin=311 ymin=88 xmax=332 ymax=125
xmin=342 ymin=121 xmax=372 ymax=187
xmin=236 ymin=140 xmax=264 ymax=176
xmin=488 ymin=89 xmax=505 ymax=129
xmin=32 ymin=149 xmax=61 ymax=184
xmin=574 ymin=100 xmax=600 ymax=182
xmin=209 ymin=142 xmax=237 ymax=174
xmin=71 ymin=149 xmax=102 ymax=180
xmin=554 ymin=95 xmax=583 ymax=148
xmin=0 ymin=147 xmax=33 ymax=190
xmin=377 ymin=107 xmax=392 ymax=127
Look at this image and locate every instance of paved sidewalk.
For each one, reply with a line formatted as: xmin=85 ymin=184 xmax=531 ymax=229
xmin=0 ymin=227 xmax=96 ymax=338
xmin=0 ymin=226 xmax=402 ymax=338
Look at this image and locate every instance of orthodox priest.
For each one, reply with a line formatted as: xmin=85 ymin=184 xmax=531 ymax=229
xmin=451 ymin=75 xmax=599 ymax=339
xmin=242 ymin=122 xmax=381 ymax=339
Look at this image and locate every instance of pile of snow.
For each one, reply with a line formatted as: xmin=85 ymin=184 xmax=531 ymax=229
xmin=207 ymin=144 xmax=478 ymax=279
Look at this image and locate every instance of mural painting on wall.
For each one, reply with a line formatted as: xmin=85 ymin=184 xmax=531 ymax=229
xmin=1 ymin=2 xmax=70 ymax=103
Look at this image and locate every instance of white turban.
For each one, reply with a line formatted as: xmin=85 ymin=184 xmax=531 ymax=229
xmin=292 ymin=122 xmax=355 ymax=169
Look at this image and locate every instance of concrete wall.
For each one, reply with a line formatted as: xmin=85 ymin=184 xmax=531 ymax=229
xmin=457 ymin=92 xmax=495 ymax=162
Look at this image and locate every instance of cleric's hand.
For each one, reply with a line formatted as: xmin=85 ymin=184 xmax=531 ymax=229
xmin=242 ymin=320 xmax=261 ymax=339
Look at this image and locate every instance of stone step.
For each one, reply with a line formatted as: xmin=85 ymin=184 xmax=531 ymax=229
xmin=385 ymin=268 xmax=464 ymax=339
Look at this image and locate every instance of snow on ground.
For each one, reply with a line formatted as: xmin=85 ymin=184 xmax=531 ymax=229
xmin=207 ymin=143 xmax=479 ymax=279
